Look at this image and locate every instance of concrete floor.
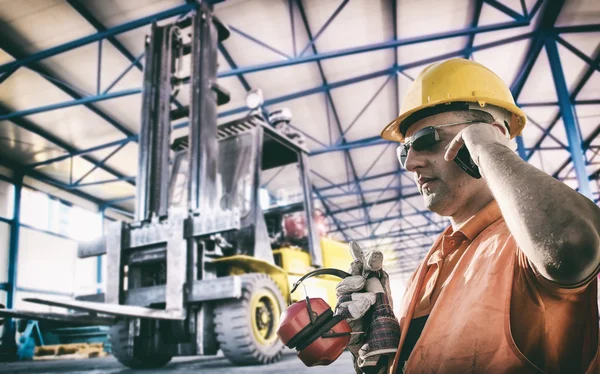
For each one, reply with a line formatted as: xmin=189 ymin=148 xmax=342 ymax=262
xmin=0 ymin=350 xmax=354 ymax=373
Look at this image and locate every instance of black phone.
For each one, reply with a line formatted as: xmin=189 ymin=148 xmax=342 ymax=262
xmin=454 ymin=145 xmax=481 ymax=179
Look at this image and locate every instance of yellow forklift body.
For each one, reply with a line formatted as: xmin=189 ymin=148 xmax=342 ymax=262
xmin=213 ymin=239 xmax=352 ymax=308
xmin=272 ymin=247 xmax=312 ymax=275
xmin=270 ymin=238 xmax=352 ymax=306
xmin=320 ymin=237 xmax=353 ymax=269
xmin=211 ymin=255 xmax=290 ymax=297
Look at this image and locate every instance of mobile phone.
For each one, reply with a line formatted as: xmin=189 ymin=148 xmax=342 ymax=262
xmin=454 ymin=145 xmax=481 ymax=179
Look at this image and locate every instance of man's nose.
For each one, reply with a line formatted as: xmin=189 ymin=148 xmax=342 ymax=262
xmin=403 ymin=148 xmax=427 ymax=172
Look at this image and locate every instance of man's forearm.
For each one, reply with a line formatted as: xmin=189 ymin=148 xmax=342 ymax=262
xmin=477 ymin=143 xmax=600 ymax=284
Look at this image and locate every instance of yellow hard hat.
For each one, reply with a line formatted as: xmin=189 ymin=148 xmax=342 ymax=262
xmin=381 ymin=58 xmax=527 ymax=142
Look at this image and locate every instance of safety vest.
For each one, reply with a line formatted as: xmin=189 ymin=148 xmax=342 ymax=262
xmin=390 ymin=211 xmax=599 ymax=373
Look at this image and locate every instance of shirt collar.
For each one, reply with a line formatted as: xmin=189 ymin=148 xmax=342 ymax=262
xmin=453 ymin=199 xmax=502 ymax=241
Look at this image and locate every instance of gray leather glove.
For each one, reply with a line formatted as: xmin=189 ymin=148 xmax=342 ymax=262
xmin=335 ymin=242 xmax=399 ymax=373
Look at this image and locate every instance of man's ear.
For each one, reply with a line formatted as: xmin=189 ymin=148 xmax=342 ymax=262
xmin=491 ymin=121 xmax=509 ymax=138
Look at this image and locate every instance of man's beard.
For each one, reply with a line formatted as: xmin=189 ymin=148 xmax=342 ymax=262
xmin=421 ymin=181 xmax=452 ymax=215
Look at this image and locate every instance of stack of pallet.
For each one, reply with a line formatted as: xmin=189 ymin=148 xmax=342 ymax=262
xmin=34 ymin=342 xmax=107 ymax=360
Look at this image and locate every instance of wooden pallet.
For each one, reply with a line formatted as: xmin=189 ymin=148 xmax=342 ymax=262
xmin=34 ymin=342 xmax=107 ymax=360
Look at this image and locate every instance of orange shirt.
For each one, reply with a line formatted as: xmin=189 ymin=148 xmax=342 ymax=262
xmin=391 ymin=200 xmax=599 ymax=373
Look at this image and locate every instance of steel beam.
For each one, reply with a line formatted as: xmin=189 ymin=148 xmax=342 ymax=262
xmin=553 ymin=123 xmax=600 ymax=178
xmin=464 ymin=0 xmax=484 ymax=59
xmin=331 ymin=209 xmax=443 ymax=233
xmin=68 ymin=0 xmax=187 ymax=112
xmin=311 ymin=136 xmax=390 ymax=155
xmin=0 ymin=88 xmax=140 ymax=122
xmin=0 ymin=3 xmax=195 ymax=73
xmin=296 ymin=0 xmax=372 ymax=232
xmin=360 ymin=143 xmax=393 ymax=180
xmin=72 ymin=142 xmax=128 ymax=186
xmin=0 ymin=68 xmax=17 ymax=85
xmin=555 ymin=35 xmax=600 ymax=73
xmin=524 ymin=43 xmax=600 ymax=164
xmin=320 ymin=187 xmax=411 ymax=199
xmin=0 ymin=172 xmax=22 ymax=351
xmin=218 ymin=30 xmax=533 ymax=119
xmin=519 ymin=99 xmax=600 ymax=107
xmin=554 ymin=24 xmax=600 ymax=34
xmin=104 ymin=52 xmax=145 ymax=94
xmin=218 ymin=19 xmax=532 ymax=79
xmin=67 ymin=0 xmax=143 ymax=71
xmin=510 ymin=0 xmax=565 ymax=160
xmin=299 ymin=0 xmax=350 ymax=56
xmin=358 ymin=230 xmax=441 ymax=244
xmin=316 ymin=169 xmax=402 ymax=192
xmin=218 ymin=44 xmax=252 ymax=91
xmin=28 ymin=136 xmax=137 ymax=169
xmin=525 ymin=49 xmax=600 ymax=162
xmin=0 ymin=158 xmax=107 ymax=214
xmin=97 ymin=208 xmax=104 ymax=294
xmin=0 ymin=9 xmax=530 ymax=79
xmin=484 ymin=0 xmax=526 ymax=20
xmin=0 ymin=37 xmax=138 ymax=142
xmin=229 ymin=25 xmax=291 ymax=59
xmin=289 ymin=0 xmax=297 ymax=56
xmin=369 ymin=197 xmax=401 ymax=236
xmin=328 ymin=194 xmax=417 ymax=216
xmin=0 ymin=104 xmax=133 ymax=188
xmin=545 ymin=38 xmax=593 ymax=198
xmin=3 ymin=30 xmax=532 ymax=125
xmin=337 ymin=75 xmax=393 ymax=141
xmin=72 ymin=177 xmax=135 ymax=189
xmin=510 ymin=36 xmax=545 ymax=100
xmin=5 ymin=173 xmax=22 ymax=309
xmin=518 ymin=0 xmax=528 ymax=17
xmin=510 ymin=1 xmax=565 ymax=97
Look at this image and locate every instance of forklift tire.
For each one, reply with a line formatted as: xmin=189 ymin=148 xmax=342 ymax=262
xmin=109 ymin=319 xmax=172 ymax=369
xmin=214 ymin=273 xmax=285 ymax=365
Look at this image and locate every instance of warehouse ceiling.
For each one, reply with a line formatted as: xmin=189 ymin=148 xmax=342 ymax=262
xmin=0 ymin=0 xmax=598 ymax=275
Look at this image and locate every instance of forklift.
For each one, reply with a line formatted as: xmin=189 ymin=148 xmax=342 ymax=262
xmin=0 ymin=3 xmax=351 ymax=368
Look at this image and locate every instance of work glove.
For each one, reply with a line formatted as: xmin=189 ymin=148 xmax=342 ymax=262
xmin=335 ymin=242 xmax=400 ymax=374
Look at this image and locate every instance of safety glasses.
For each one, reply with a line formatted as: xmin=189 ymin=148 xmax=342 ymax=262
xmin=396 ymin=120 xmax=479 ymax=168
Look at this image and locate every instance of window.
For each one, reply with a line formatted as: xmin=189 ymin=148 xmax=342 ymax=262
xmin=0 ymin=180 xmax=14 ymax=219
xmin=21 ymin=188 xmax=50 ymax=231
xmin=20 ymin=187 xmax=102 ymax=241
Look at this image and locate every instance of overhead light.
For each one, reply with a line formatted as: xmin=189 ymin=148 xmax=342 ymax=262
xmin=245 ymin=89 xmax=264 ymax=110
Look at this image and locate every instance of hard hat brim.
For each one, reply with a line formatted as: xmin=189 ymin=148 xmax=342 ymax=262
xmin=381 ymin=97 xmax=527 ymax=143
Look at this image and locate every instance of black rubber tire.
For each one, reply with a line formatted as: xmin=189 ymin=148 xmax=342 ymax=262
xmin=214 ymin=273 xmax=285 ymax=365
xmin=109 ymin=319 xmax=172 ymax=369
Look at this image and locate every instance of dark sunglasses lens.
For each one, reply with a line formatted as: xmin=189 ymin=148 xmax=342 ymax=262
xmin=397 ymin=127 xmax=439 ymax=168
xmin=412 ymin=128 xmax=438 ymax=151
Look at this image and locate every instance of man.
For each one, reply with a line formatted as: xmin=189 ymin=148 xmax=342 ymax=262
xmin=337 ymin=58 xmax=600 ymax=373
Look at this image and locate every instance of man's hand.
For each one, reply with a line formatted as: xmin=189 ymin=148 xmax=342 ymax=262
xmin=444 ymin=122 xmax=510 ymax=168
xmin=335 ymin=242 xmax=398 ymax=373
